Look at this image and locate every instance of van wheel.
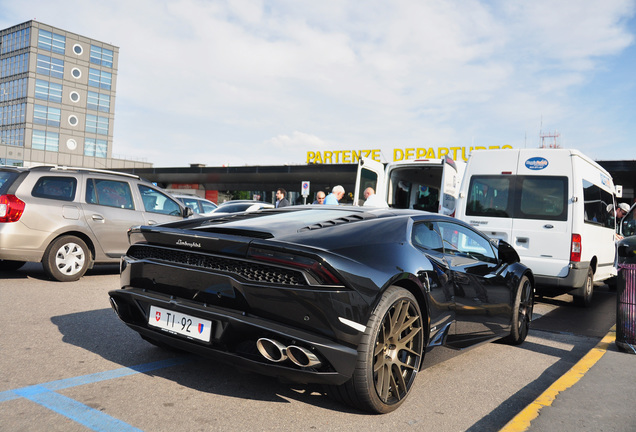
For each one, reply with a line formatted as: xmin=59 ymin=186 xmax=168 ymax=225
xmin=328 ymin=286 xmax=424 ymax=413
xmin=0 ymin=260 xmax=25 ymax=272
xmin=572 ymin=267 xmax=594 ymax=307
xmin=42 ymin=236 xmax=91 ymax=282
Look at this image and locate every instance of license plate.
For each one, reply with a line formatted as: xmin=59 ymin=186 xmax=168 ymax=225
xmin=148 ymin=306 xmax=212 ymax=342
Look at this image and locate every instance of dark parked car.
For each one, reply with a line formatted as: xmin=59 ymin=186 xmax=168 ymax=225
xmin=109 ymin=207 xmax=534 ymax=413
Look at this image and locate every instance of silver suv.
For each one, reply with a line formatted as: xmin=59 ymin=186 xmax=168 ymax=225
xmin=0 ymin=165 xmax=194 ymax=281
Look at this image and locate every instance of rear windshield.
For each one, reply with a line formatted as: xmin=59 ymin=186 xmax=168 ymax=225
xmin=466 ymin=175 xmax=567 ymax=221
xmin=0 ymin=171 xmax=20 ymax=194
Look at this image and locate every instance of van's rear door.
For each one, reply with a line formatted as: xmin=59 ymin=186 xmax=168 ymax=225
xmin=354 ymin=158 xmax=385 ymax=206
xmin=512 ymin=151 xmax=572 ymax=278
xmin=439 ymin=157 xmax=461 ymax=215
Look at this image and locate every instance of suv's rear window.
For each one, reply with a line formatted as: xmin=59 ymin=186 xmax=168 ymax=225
xmin=466 ymin=175 xmax=567 ymax=221
xmin=0 ymin=171 xmax=20 ymax=194
xmin=31 ymin=176 xmax=77 ymax=201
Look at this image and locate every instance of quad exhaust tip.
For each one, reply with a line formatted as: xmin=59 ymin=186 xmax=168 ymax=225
xmin=256 ymin=338 xmax=321 ymax=368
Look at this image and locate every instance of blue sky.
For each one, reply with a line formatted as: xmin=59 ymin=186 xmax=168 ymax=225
xmin=2 ymin=0 xmax=635 ymax=167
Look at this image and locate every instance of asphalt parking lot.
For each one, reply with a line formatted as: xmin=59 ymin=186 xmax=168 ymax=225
xmin=0 ymin=263 xmax=619 ymax=432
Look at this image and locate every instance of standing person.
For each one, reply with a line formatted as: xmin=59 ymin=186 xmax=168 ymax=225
xmin=609 ymin=202 xmax=630 ymax=240
xmin=363 ymin=187 xmax=388 ymax=208
xmin=312 ymin=191 xmax=326 ymax=204
xmin=275 ymin=188 xmax=290 ymax=208
xmin=324 ymin=185 xmax=345 ymax=205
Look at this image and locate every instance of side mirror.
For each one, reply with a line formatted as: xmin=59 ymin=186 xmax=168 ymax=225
xmin=492 ymin=239 xmax=519 ymax=265
xmin=183 ymin=206 xmax=194 ymax=218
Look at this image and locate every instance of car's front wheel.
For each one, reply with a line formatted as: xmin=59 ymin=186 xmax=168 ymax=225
xmin=572 ymin=267 xmax=594 ymax=307
xmin=42 ymin=235 xmax=91 ymax=282
xmin=329 ymin=286 xmax=424 ymax=413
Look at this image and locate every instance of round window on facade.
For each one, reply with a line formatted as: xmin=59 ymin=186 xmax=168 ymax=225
xmin=70 ymin=91 xmax=80 ymax=103
xmin=71 ymin=68 xmax=81 ymax=79
xmin=66 ymin=139 xmax=78 ymax=150
xmin=68 ymin=115 xmax=79 ymax=127
xmin=73 ymin=44 xmax=83 ymax=55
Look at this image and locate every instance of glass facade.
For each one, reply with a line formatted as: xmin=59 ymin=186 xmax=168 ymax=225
xmin=38 ymin=29 xmax=66 ymax=54
xmin=0 ymin=27 xmax=30 ymax=54
xmin=0 ymin=53 xmax=29 ymax=78
xmin=0 ymin=127 xmax=24 ymax=147
xmin=33 ymin=105 xmax=61 ymax=127
xmin=84 ymin=138 xmax=108 ymax=158
xmin=32 ymin=130 xmax=59 ymax=151
xmin=88 ymin=68 xmax=112 ymax=90
xmin=1 ymin=78 xmax=28 ymax=102
xmin=90 ymin=45 xmax=114 ymax=68
xmin=0 ymin=103 xmax=26 ymax=126
xmin=87 ymin=91 xmax=110 ymax=112
xmin=36 ymin=54 xmax=64 ymax=79
xmin=35 ymin=79 xmax=63 ymax=103
xmin=86 ymin=114 xmax=109 ymax=135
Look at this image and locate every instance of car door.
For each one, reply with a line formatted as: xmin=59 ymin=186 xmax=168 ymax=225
xmin=411 ymin=221 xmax=455 ymax=345
xmin=436 ymin=221 xmax=510 ymax=337
xmin=83 ymin=177 xmax=145 ymax=259
xmin=137 ymin=184 xmax=186 ymax=225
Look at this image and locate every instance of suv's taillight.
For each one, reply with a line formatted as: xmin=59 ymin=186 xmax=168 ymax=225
xmin=571 ymin=234 xmax=582 ymax=262
xmin=0 ymin=195 xmax=26 ymax=223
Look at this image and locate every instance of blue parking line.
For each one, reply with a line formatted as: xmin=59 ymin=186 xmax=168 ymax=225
xmin=0 ymin=357 xmax=191 ymax=431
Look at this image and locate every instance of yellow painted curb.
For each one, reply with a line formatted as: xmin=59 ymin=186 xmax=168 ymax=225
xmin=499 ymin=326 xmax=616 ymax=432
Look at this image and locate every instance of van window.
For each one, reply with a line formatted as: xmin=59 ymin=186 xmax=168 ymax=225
xmin=357 ymin=168 xmax=378 ymax=207
xmin=389 ymin=166 xmax=441 ymax=211
xmin=583 ymin=180 xmax=614 ymax=229
xmin=466 ymin=175 xmax=567 ymax=221
xmin=437 ymin=221 xmax=497 ymax=264
xmin=32 ymin=176 xmax=77 ymax=201
xmin=86 ymin=179 xmax=134 ymax=209
xmin=466 ymin=176 xmax=512 ymax=217
xmin=518 ymin=177 xmax=567 ymax=221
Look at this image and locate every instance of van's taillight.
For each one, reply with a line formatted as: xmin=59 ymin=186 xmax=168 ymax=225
xmin=571 ymin=234 xmax=582 ymax=262
xmin=248 ymin=247 xmax=341 ymax=285
xmin=0 ymin=195 xmax=25 ymax=223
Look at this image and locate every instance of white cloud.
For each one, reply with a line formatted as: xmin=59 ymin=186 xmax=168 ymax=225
xmin=1 ymin=0 xmax=635 ymax=166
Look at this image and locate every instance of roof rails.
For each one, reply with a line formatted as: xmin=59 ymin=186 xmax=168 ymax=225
xmin=27 ymin=165 xmax=140 ymax=179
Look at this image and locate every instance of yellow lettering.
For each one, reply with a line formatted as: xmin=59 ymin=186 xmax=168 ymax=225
xmin=502 ymin=144 xmax=513 ymax=149
xmin=362 ymin=150 xmax=372 ymax=159
xmin=449 ymin=147 xmax=460 ymax=160
xmin=324 ymin=151 xmax=333 ymax=163
xmin=352 ymin=150 xmax=361 ymax=163
xmin=416 ymin=148 xmax=427 ymax=158
xmin=488 ymin=145 xmax=500 ymax=150
xmin=371 ymin=149 xmax=381 ymax=162
xmin=405 ymin=148 xmax=415 ymax=159
xmin=343 ymin=151 xmax=351 ymax=164
xmin=306 ymin=151 xmax=315 ymax=163
xmin=438 ymin=147 xmax=449 ymax=158
xmin=394 ymin=148 xmax=404 ymax=161
xmin=426 ymin=148 xmax=436 ymax=158
xmin=461 ymin=147 xmax=468 ymax=161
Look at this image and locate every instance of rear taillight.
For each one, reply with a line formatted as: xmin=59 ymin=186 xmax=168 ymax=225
xmin=571 ymin=234 xmax=582 ymax=262
xmin=0 ymin=195 xmax=25 ymax=223
xmin=248 ymin=247 xmax=341 ymax=285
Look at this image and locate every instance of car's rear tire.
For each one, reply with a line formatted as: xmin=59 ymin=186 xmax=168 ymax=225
xmin=42 ymin=235 xmax=91 ymax=282
xmin=572 ymin=267 xmax=594 ymax=307
xmin=502 ymin=275 xmax=533 ymax=345
xmin=329 ymin=286 xmax=424 ymax=413
xmin=0 ymin=259 xmax=25 ymax=272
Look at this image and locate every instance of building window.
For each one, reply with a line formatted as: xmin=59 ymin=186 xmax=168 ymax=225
xmin=84 ymin=138 xmax=107 ymax=158
xmin=1 ymin=53 xmax=29 ymax=78
xmin=33 ymin=104 xmax=61 ymax=127
xmin=32 ymin=129 xmax=59 ymax=151
xmin=36 ymin=54 xmax=64 ymax=79
xmin=73 ymin=44 xmax=83 ymax=55
xmin=88 ymin=68 xmax=112 ymax=90
xmin=71 ymin=67 xmax=82 ymax=79
xmin=1 ymin=78 xmax=28 ymax=101
xmin=1 ymin=27 xmax=30 ymax=55
xmin=87 ymin=91 xmax=110 ymax=112
xmin=38 ymin=30 xmax=66 ymax=54
xmin=69 ymin=91 xmax=80 ymax=103
xmin=0 ymin=127 xmax=24 ymax=147
xmin=85 ymin=114 xmax=109 ymax=135
xmin=35 ymin=79 xmax=63 ymax=103
xmin=0 ymin=103 xmax=26 ymax=126
xmin=90 ymin=45 xmax=114 ymax=68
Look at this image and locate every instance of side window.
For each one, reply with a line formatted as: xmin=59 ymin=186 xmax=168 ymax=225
xmin=86 ymin=179 xmax=134 ymax=209
xmin=138 ymin=185 xmax=181 ymax=216
xmin=621 ymin=206 xmax=636 ymax=237
xmin=412 ymin=222 xmax=443 ymax=252
xmin=583 ymin=180 xmax=613 ymax=229
xmin=200 ymin=201 xmax=216 ymax=213
xmin=466 ymin=176 xmax=512 ymax=217
xmin=32 ymin=176 xmax=77 ymax=201
xmin=438 ymin=221 xmax=497 ymax=263
xmin=179 ymin=197 xmax=200 ymax=213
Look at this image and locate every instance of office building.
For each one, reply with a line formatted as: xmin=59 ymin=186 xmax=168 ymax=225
xmin=0 ymin=20 xmax=150 ymax=168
